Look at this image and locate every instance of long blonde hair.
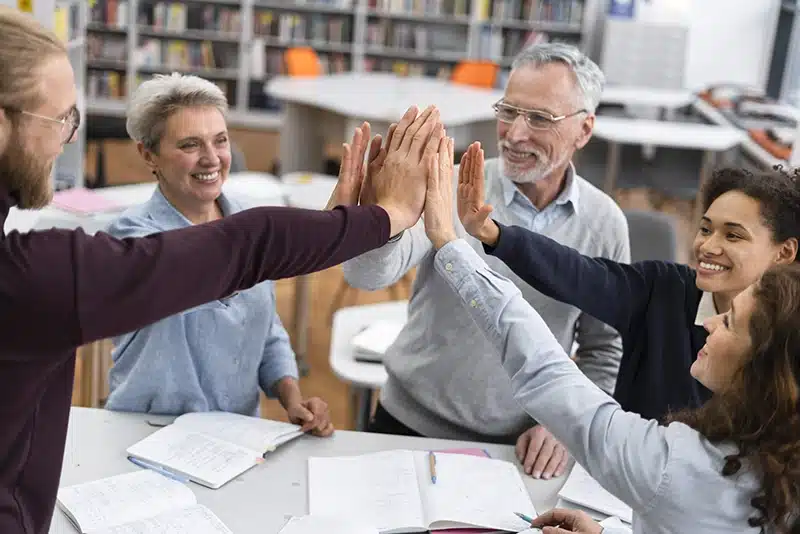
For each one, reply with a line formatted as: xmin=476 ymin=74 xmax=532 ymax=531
xmin=0 ymin=7 xmax=66 ymax=111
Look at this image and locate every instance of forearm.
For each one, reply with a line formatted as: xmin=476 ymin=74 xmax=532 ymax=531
xmin=433 ymin=239 xmax=668 ymax=509
xmin=275 ymin=376 xmax=303 ymax=409
xmin=0 ymin=204 xmax=390 ymax=357
xmin=342 ymin=219 xmax=431 ymax=290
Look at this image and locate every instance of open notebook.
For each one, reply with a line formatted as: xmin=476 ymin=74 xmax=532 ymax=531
xmin=56 ymin=470 xmax=231 ymax=534
xmin=351 ymin=320 xmax=405 ymax=363
xmin=557 ymin=463 xmax=632 ymax=524
xmin=308 ymin=449 xmax=536 ymax=533
xmin=126 ymin=411 xmax=304 ymax=489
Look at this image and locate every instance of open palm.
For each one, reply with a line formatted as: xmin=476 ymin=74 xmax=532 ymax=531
xmin=457 ymin=142 xmax=493 ymax=238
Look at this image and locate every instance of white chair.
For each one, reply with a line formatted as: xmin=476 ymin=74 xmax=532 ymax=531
xmin=330 ymin=300 xmax=408 ymax=430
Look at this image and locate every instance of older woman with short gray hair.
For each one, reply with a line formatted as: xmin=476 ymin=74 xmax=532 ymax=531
xmin=104 ymin=72 xmax=333 ymax=435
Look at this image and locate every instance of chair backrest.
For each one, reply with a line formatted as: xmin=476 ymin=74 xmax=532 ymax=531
xmin=284 ymin=47 xmax=321 ymax=77
xmin=624 ymin=210 xmax=679 ymax=263
xmin=451 ymin=61 xmax=499 ymax=89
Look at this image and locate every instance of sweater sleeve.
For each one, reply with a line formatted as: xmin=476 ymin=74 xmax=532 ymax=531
xmin=486 ymin=221 xmax=681 ymax=340
xmin=435 ymin=239 xmax=671 ymax=515
xmin=0 ymin=204 xmax=389 ymax=358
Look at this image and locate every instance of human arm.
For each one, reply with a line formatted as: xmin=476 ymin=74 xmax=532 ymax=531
xmin=342 ymin=106 xmax=443 ymax=290
xmin=457 ymin=147 xmax=667 ymax=338
xmin=0 ymin=203 xmax=392 ymax=357
xmin=423 ymin=146 xmax=669 ymax=514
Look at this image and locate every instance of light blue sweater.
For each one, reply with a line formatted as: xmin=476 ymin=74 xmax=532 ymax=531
xmin=103 ymin=187 xmax=298 ymax=416
xmin=435 ymin=239 xmax=774 ymax=533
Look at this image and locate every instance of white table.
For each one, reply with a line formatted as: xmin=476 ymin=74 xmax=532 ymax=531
xmin=330 ymin=301 xmax=408 ymax=430
xmin=49 ymin=407 xmax=567 ymax=534
xmin=265 ymin=73 xmax=504 ymax=175
xmin=600 ymin=86 xmax=695 ymax=111
xmin=592 ymin=116 xmax=745 ymax=220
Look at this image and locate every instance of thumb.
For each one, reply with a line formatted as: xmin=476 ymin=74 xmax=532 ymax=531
xmin=478 ymin=204 xmax=493 ymax=220
xmin=292 ymin=404 xmax=315 ymax=424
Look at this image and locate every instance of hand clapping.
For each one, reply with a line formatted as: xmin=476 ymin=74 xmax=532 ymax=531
xmin=457 ymin=142 xmax=500 ymax=247
xmin=423 ymin=135 xmax=458 ymax=249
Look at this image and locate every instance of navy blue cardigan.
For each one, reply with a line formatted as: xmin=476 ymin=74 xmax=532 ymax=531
xmin=486 ymin=222 xmax=712 ymax=421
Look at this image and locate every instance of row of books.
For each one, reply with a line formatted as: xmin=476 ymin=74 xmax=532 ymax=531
xmin=368 ymin=0 xmax=472 ymax=16
xmin=481 ymin=0 xmax=584 ymax=23
xmin=254 ymin=12 xmax=351 ymax=43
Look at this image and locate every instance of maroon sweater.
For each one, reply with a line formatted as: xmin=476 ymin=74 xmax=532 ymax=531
xmin=0 ymin=188 xmax=391 ymax=534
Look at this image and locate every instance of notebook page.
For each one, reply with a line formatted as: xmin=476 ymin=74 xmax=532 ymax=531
xmin=308 ymin=450 xmax=426 ymax=533
xmin=414 ymin=452 xmax=535 ymax=532
xmin=126 ymin=424 xmax=261 ymax=489
xmin=557 ymin=464 xmax=632 ymax=524
xmin=173 ymin=412 xmax=304 ymax=454
xmin=56 ymin=470 xmax=195 ymax=533
xmin=278 ymin=515 xmax=378 ymax=534
xmin=95 ymin=504 xmax=232 ymax=534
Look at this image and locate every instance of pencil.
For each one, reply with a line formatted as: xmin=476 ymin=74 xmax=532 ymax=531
xmin=514 ymin=511 xmax=534 ymax=524
xmin=428 ymin=451 xmax=437 ymax=484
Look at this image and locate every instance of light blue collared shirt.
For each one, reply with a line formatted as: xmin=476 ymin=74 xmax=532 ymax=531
xmin=434 ymin=239 xmax=768 ymax=534
xmin=102 ymin=187 xmax=298 ymax=416
xmin=498 ymin=162 xmax=580 ymax=232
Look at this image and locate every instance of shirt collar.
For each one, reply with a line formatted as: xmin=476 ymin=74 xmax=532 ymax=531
xmin=147 ymin=185 xmax=236 ymax=229
xmin=694 ymin=291 xmax=718 ymax=326
xmin=498 ymin=161 xmax=580 ymax=214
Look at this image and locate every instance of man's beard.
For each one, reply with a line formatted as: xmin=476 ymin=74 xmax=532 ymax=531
xmin=497 ymin=141 xmax=567 ymax=185
xmin=0 ymin=130 xmax=53 ymax=209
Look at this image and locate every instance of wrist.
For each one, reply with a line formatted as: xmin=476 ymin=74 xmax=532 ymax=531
xmin=276 ymin=377 xmax=303 ymax=409
xmin=377 ymin=202 xmax=408 ymax=239
xmin=478 ymin=221 xmax=500 ymax=248
xmin=430 ymin=231 xmax=458 ymax=250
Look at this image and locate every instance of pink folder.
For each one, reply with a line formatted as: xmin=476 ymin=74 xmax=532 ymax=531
xmin=52 ymin=188 xmax=121 ymax=215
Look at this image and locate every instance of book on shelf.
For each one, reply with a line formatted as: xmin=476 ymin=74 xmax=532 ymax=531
xmin=125 ymin=411 xmax=304 ymax=489
xmin=308 ymin=449 xmax=535 ymax=533
xmin=57 ymin=470 xmax=232 ymax=534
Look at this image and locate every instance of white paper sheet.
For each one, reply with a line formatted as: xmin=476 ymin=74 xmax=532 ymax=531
xmin=557 ymin=464 xmax=633 ymax=524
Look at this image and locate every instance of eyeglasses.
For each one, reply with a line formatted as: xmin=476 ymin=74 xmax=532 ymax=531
xmin=492 ymin=100 xmax=587 ymax=130
xmin=5 ymin=106 xmax=81 ymax=144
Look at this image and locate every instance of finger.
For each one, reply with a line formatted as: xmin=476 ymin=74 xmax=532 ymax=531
xmin=531 ymin=437 xmax=557 ymax=478
xmin=295 ymin=407 xmax=316 ymax=432
xmin=316 ymin=422 xmax=335 ymax=437
xmin=541 ymin=445 xmax=565 ymax=479
xmin=389 ymin=106 xmax=419 ymax=153
xmin=524 ymin=431 xmax=546 ymax=475
xmin=515 ymin=433 xmax=530 ymax=463
xmin=367 ymin=134 xmax=382 ymax=163
xmin=400 ymin=105 xmax=436 ymax=155
xmin=338 ymin=143 xmax=352 ymax=180
xmin=355 ymin=122 xmax=370 ymax=170
xmin=555 ymin=453 xmax=570 ymax=478
xmin=531 ymin=509 xmax=576 ymax=528
xmin=474 ymin=147 xmax=485 ymax=202
xmin=458 ymin=151 xmax=469 ymax=187
xmin=418 ymin=119 xmax=444 ymax=163
xmin=385 ymin=123 xmax=397 ymax=150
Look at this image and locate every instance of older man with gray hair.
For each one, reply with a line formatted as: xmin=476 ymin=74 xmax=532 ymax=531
xmin=344 ymin=42 xmax=630 ymax=479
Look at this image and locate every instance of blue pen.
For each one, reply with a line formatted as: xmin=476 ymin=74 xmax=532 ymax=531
xmin=128 ymin=456 xmax=189 ymax=483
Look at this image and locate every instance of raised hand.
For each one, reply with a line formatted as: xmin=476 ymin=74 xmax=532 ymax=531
xmin=359 ymin=122 xmax=397 ymax=207
xmin=325 ymin=121 xmax=372 ymax=209
xmin=423 ymin=135 xmax=457 ymax=249
xmin=457 ymin=142 xmax=499 ymax=247
xmin=371 ymin=105 xmax=445 ymax=237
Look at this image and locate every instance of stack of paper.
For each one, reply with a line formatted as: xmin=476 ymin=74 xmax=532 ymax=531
xmin=351 ymin=320 xmax=405 ymax=363
xmin=557 ymin=464 xmax=632 ymax=524
xmin=52 ymin=188 xmax=122 ymax=215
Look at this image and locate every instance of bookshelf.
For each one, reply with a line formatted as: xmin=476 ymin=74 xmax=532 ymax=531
xmin=82 ymin=0 xmax=595 ymax=130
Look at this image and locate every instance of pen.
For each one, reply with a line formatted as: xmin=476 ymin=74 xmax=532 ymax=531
xmin=128 ymin=456 xmax=188 ymax=483
xmin=428 ymin=451 xmax=437 ymax=484
xmin=515 ymin=511 xmax=535 ymax=524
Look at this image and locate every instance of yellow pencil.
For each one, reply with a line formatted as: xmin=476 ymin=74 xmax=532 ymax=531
xmin=428 ymin=451 xmax=437 ymax=484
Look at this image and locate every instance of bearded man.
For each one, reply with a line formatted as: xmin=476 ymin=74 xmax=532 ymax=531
xmin=343 ymin=42 xmax=631 ymax=481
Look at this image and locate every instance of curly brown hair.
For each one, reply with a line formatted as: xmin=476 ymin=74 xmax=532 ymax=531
xmin=669 ymin=263 xmax=800 ymax=532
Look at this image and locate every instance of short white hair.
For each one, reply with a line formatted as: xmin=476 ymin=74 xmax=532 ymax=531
xmin=126 ymin=72 xmax=228 ymax=151
xmin=511 ymin=42 xmax=605 ymax=114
